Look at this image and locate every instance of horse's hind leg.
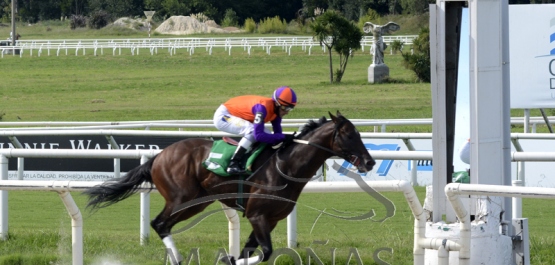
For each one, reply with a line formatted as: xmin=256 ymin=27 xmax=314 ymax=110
xmin=151 ymin=200 xmax=213 ymax=265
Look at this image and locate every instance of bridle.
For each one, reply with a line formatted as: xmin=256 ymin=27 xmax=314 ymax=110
xmin=276 ymin=118 xmax=362 ymax=179
xmin=307 ymin=118 xmax=362 ymax=167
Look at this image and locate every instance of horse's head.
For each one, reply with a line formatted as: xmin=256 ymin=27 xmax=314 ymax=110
xmin=329 ymin=111 xmax=376 ymax=173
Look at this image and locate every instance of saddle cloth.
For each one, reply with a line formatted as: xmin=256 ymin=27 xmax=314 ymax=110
xmin=203 ymin=140 xmax=266 ymax=177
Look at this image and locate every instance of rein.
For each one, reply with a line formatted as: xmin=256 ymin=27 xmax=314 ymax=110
xmin=275 ymin=118 xmax=362 ymax=179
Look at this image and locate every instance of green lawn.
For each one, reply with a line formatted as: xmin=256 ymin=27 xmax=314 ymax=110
xmin=1 ymin=189 xmax=554 ymax=264
xmin=1 ymin=22 xmax=555 ymax=264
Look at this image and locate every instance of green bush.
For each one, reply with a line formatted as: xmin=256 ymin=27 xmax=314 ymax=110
xmin=390 ymin=40 xmax=404 ymax=54
xmin=258 ymin=16 xmax=287 ymax=34
xmin=88 ymin=10 xmax=111 ymax=29
xmin=402 ymin=27 xmax=430 ymax=82
xmin=70 ymin=15 xmax=87 ymax=30
xmin=243 ymin=17 xmax=256 ymax=33
xmin=221 ymin=8 xmax=239 ymax=27
xmin=357 ymin=8 xmax=380 ymax=30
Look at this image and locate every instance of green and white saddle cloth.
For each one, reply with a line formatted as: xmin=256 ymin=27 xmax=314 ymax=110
xmin=203 ymin=140 xmax=267 ymax=177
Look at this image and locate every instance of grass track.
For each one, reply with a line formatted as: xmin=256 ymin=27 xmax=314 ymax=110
xmin=1 ymin=189 xmax=555 ymax=264
xmin=1 ymin=25 xmax=555 ymax=263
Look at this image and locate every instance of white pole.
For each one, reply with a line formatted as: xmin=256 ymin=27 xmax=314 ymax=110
xmin=58 ymin=191 xmax=83 ymax=265
xmin=512 ymin=180 xmax=523 ymax=219
xmin=220 ymin=203 xmax=240 ymax=258
xmin=287 ymin=205 xmax=297 ymax=248
xmin=114 ymin=158 xmax=120 ymax=179
xmin=402 ymin=138 xmax=418 ymax=186
xmin=437 ymin=244 xmax=449 ymax=265
xmin=140 ymin=155 xmax=150 ymax=245
xmin=0 ymin=155 xmax=7 ymax=240
xmin=444 ymin=185 xmax=471 ymax=265
xmin=514 ymin=109 xmax=530 ymax=219
xmin=17 ymin=158 xmax=24 ymax=180
xmin=524 ymin=109 xmax=530 ymax=134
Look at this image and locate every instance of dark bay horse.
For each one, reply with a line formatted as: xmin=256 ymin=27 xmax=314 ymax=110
xmin=84 ymin=111 xmax=375 ymax=265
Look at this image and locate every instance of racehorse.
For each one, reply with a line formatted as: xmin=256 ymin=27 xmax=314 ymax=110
xmin=84 ymin=111 xmax=375 ymax=265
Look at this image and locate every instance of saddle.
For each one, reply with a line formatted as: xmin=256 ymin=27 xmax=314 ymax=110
xmin=203 ymin=137 xmax=266 ymax=177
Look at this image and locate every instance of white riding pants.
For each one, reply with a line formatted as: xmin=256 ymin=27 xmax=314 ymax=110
xmin=214 ymin=105 xmax=271 ymax=149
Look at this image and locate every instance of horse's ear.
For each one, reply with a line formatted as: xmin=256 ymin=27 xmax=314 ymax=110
xmin=329 ymin=111 xmax=338 ymax=123
xmin=336 ymin=110 xmax=343 ymax=117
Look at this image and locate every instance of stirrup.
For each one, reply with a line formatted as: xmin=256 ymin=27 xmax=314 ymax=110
xmin=226 ymin=166 xmax=246 ymax=175
xmin=226 ymin=160 xmax=246 ymax=175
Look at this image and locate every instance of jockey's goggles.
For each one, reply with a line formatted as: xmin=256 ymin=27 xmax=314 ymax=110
xmin=279 ymin=104 xmax=295 ymax=112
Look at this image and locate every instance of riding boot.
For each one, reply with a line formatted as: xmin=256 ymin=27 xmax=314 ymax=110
xmin=227 ymin=146 xmax=248 ymax=175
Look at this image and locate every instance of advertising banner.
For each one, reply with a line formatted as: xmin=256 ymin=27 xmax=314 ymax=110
xmin=0 ymin=135 xmax=186 ymax=180
xmin=510 ymin=4 xmax=555 ymax=108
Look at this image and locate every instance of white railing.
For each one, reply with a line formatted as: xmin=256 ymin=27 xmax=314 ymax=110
xmin=1 ymin=35 xmax=418 ymax=58
xmin=1 ymin=139 xmax=555 ymax=264
xmin=0 ymin=116 xmax=553 ymax=132
xmin=444 ymin=183 xmax=555 ymax=265
xmin=0 ymin=178 xmax=423 ymax=265
xmin=0 ymin=148 xmax=429 ymax=265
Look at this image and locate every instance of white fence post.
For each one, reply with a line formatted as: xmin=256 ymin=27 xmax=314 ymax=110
xmin=287 ymin=205 xmax=297 ymax=248
xmin=0 ymin=155 xmax=7 ymax=240
xmin=58 ymin=191 xmax=83 ymax=265
xmin=140 ymin=155 xmax=150 ymax=245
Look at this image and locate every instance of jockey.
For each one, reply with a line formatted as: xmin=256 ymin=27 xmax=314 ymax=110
xmin=213 ymin=86 xmax=297 ymax=175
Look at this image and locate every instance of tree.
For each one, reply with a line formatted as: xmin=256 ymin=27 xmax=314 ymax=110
xmin=399 ymin=0 xmax=429 ymax=15
xmin=88 ymin=0 xmax=144 ymax=18
xmin=401 ymin=26 xmax=430 ymax=82
xmin=311 ymin=10 xmax=363 ymax=83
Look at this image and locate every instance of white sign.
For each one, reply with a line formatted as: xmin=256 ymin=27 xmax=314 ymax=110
xmin=324 ymin=139 xmax=434 ymax=186
xmin=510 ymin=4 xmax=555 ymax=108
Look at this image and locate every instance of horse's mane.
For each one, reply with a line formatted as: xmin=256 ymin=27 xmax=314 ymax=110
xmin=295 ymin=116 xmax=329 ymax=139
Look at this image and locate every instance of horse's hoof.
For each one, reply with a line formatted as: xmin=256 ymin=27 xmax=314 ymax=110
xmin=220 ymin=255 xmax=236 ymax=265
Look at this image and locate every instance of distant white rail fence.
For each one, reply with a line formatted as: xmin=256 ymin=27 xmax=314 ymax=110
xmin=0 ymin=116 xmax=553 ymax=132
xmin=1 ymin=35 xmax=418 ymax=58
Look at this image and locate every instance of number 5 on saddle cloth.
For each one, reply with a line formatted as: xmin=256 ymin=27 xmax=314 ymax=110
xmin=203 ymin=139 xmax=267 ymax=177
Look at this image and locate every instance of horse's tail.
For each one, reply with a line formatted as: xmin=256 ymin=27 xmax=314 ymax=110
xmin=84 ymin=154 xmax=158 ymax=211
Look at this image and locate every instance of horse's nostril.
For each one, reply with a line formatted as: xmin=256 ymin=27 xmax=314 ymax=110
xmin=366 ymin=160 xmax=376 ymax=169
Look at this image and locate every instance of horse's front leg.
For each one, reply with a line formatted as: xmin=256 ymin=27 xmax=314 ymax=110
xmin=221 ymin=231 xmax=261 ymax=265
xmin=238 ymin=231 xmax=259 ymax=259
xmin=246 ymin=215 xmax=275 ymax=263
xmin=224 ymin=216 xmax=275 ymax=265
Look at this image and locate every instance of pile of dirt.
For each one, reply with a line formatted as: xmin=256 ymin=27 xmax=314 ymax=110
xmin=112 ymin=17 xmax=150 ymax=30
xmin=155 ymin=16 xmax=243 ymax=35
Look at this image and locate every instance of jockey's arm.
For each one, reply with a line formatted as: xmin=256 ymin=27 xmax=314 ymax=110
xmin=252 ymin=105 xmax=285 ymax=145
